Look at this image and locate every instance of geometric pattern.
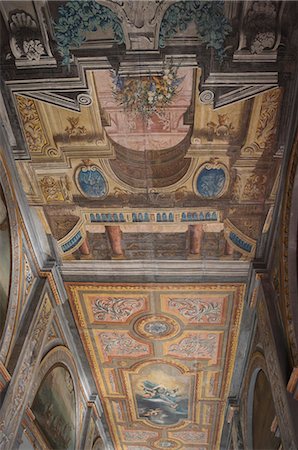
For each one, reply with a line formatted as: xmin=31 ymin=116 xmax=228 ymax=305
xmin=66 ymin=283 xmax=244 ymax=450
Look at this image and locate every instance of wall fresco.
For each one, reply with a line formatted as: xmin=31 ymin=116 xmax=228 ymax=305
xmin=31 ymin=365 xmax=76 ymax=449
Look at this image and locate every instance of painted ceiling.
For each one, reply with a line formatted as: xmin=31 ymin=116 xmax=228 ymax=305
xmin=1 ymin=0 xmax=294 ymax=448
xmin=67 ymin=282 xmax=244 ymax=450
xmin=15 ymin=69 xmax=281 ymax=262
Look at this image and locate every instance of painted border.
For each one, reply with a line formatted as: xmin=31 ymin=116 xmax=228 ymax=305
xmin=0 ymin=155 xmax=22 ymax=364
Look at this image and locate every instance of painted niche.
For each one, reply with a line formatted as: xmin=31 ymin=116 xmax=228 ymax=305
xmin=75 ymin=162 xmax=108 ymax=198
xmin=92 ymin=437 xmax=104 ymax=450
xmin=31 ymin=365 xmax=76 ymax=450
xmin=130 ymin=363 xmax=192 ymax=426
xmin=0 ymin=185 xmax=11 ymax=339
xmin=195 ymin=163 xmax=228 ymax=198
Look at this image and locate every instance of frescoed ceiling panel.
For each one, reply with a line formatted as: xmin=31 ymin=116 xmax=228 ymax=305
xmin=13 ymin=67 xmax=283 ymax=263
xmin=66 ymin=283 xmax=244 ymax=450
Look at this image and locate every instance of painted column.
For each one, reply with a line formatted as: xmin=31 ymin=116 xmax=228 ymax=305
xmin=79 ymin=237 xmax=91 ymax=256
xmin=105 ymin=226 xmax=124 ymax=258
xmin=0 ymin=292 xmax=53 ymax=450
xmin=225 ymin=240 xmax=234 ymax=256
xmin=189 ymin=224 xmax=204 ymax=255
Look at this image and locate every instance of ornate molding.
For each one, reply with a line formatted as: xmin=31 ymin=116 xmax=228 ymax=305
xmin=224 ymin=219 xmax=256 ymax=258
xmin=0 ymin=294 xmax=53 ymax=449
xmin=234 ymin=1 xmax=285 ymax=62
xmin=0 ymin=3 xmax=57 ymax=69
xmin=281 ymin=134 xmax=298 ymax=365
xmin=0 ymin=157 xmax=22 ymax=365
xmin=257 ymin=290 xmax=298 ymax=449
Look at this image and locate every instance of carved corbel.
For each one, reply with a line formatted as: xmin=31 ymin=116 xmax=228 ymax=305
xmin=0 ymin=1 xmax=56 ymax=68
xmin=234 ymin=1 xmax=285 ymax=62
xmin=108 ymin=0 xmax=172 ymax=51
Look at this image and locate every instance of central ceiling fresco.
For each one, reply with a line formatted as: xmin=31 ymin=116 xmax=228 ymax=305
xmin=67 ymin=282 xmax=244 ymax=450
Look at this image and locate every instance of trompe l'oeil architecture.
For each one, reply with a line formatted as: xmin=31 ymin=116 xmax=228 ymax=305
xmin=0 ymin=1 xmax=298 ymax=449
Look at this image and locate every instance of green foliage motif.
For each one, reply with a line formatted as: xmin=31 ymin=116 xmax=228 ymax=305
xmin=53 ymin=0 xmax=124 ymax=65
xmin=159 ymin=0 xmax=232 ymax=60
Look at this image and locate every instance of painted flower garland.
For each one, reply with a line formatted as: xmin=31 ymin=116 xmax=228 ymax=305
xmin=111 ymin=65 xmax=184 ymax=120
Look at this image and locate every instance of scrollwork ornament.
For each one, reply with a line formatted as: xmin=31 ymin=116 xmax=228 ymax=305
xmin=46 ymin=147 xmax=60 ymax=158
xmin=199 ymin=89 xmax=215 ymax=105
xmin=77 ymin=93 xmax=93 ymax=107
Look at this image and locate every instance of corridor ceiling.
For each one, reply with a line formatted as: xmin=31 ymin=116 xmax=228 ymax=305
xmin=1 ymin=0 xmax=297 ymax=448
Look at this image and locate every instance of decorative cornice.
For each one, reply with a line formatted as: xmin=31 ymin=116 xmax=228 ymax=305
xmin=60 ymin=259 xmax=250 ymax=279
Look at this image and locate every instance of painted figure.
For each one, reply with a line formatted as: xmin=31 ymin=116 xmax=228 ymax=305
xmin=136 ymin=380 xmax=188 ymax=425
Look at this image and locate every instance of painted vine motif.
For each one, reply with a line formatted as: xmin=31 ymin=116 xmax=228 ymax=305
xmin=168 ymin=333 xmax=218 ymax=359
xmin=91 ymin=297 xmax=145 ymax=321
xmin=111 ymin=64 xmax=184 ymax=120
xmin=168 ymin=298 xmax=222 ymax=323
xmin=159 ymin=0 xmax=232 ymax=60
xmin=99 ymin=332 xmax=149 ymax=358
xmin=53 ymin=0 xmax=124 ymax=65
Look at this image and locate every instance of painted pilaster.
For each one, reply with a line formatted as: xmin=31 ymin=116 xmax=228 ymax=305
xmin=257 ymin=278 xmax=298 ymax=449
xmin=0 ymin=289 xmax=53 ymax=450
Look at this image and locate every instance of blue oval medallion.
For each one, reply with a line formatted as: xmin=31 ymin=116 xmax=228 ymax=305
xmin=196 ymin=167 xmax=226 ymax=198
xmin=78 ymin=166 xmax=107 ymax=198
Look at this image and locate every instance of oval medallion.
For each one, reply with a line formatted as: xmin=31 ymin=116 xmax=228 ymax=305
xmin=134 ymin=315 xmax=180 ymax=340
xmin=196 ymin=164 xmax=227 ymax=198
xmin=76 ymin=163 xmax=107 ymax=198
